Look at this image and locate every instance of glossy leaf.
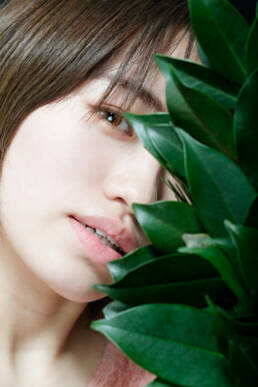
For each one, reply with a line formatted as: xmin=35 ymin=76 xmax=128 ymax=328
xmin=204 ymin=297 xmax=229 ymax=357
xmin=197 ymin=41 xmax=212 ymax=67
xmin=124 ymin=113 xmax=169 ymax=170
xmin=225 ymin=220 xmax=258 ymax=300
xmin=102 ymin=300 xmax=131 ymax=319
xmin=204 ymin=237 xmax=236 ymax=260
xmin=179 ymin=244 xmax=248 ymax=303
xmin=107 ymin=245 xmax=156 ymax=282
xmin=146 ymin=380 xmax=180 ymax=387
xmin=90 ymin=2 xmax=258 ymax=385
xmin=155 ymin=55 xmax=236 ymax=159
xmin=146 ymin=123 xmax=185 ymax=178
xmin=177 ymin=129 xmax=256 ymax=237
xmin=188 ymin=0 xmax=249 ymax=83
xmin=155 ymin=55 xmax=239 ymax=109
xmin=245 ymin=14 xmax=258 ymax=74
xmin=244 ymin=195 xmax=258 ymax=228
xmin=125 ymin=112 xmax=186 ymax=179
xmin=229 ymin=334 xmax=258 ymax=386
xmin=93 ymin=276 xmax=230 ymax=307
xmin=211 ymin=303 xmax=258 ymax=337
xmin=91 ymin=304 xmax=231 ymax=386
xmin=234 ymin=69 xmax=258 ymax=190
xmin=132 ymin=201 xmax=202 ymax=253
xmin=108 ymin=253 xmax=218 ymax=287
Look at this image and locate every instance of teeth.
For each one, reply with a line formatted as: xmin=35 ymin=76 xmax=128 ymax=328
xmin=94 ymin=227 xmax=119 ymax=248
xmin=79 ymin=222 xmax=124 ymax=255
xmin=86 ymin=226 xmax=95 ymax=233
xmin=95 ymin=229 xmax=106 ymax=237
xmin=101 ymin=239 xmax=109 ymax=246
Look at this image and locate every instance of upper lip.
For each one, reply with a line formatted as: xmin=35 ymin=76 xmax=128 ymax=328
xmin=70 ymin=214 xmax=137 ymax=254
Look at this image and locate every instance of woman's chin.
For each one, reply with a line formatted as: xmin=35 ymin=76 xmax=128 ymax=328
xmin=44 ymin=265 xmax=112 ymax=304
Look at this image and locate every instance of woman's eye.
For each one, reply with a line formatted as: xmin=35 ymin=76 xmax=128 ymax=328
xmin=98 ymin=107 xmax=134 ymax=138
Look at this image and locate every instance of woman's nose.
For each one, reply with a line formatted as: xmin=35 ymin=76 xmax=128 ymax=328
xmin=103 ymin=147 xmax=163 ymax=213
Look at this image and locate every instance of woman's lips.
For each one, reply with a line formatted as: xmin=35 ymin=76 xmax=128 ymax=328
xmin=68 ymin=215 xmax=137 ymax=266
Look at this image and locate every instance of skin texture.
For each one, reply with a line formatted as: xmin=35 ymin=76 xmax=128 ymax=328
xmin=0 ymin=35 xmax=198 ymax=385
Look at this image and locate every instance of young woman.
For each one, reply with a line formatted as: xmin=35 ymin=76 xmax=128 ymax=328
xmin=0 ymin=0 xmax=198 ymax=385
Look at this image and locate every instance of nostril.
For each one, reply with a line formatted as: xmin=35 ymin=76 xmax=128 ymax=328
xmin=116 ymin=197 xmax=125 ymax=203
xmin=114 ymin=197 xmax=127 ymax=205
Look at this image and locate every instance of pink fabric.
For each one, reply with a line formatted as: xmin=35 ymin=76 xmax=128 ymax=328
xmin=89 ymin=341 xmax=156 ymax=387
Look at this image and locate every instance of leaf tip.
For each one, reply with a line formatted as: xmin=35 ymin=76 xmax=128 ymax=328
xmin=224 ymin=219 xmax=234 ymax=230
xmin=91 ymin=284 xmax=110 ymax=293
xmin=90 ymin=319 xmax=106 ymax=332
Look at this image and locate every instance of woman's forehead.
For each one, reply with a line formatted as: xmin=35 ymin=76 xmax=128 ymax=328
xmin=67 ymin=28 xmax=198 ymax=112
xmin=101 ymin=31 xmax=198 ymax=103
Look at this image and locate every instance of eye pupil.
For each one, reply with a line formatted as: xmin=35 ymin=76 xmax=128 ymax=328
xmin=107 ymin=112 xmax=115 ymax=122
xmin=99 ymin=107 xmax=134 ymax=138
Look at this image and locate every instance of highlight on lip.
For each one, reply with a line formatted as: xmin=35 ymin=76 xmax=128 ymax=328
xmin=69 ymin=215 xmax=124 ymax=266
xmin=78 ymin=221 xmax=125 ymax=255
xmin=69 ymin=215 xmax=125 ymax=252
xmin=69 ymin=214 xmax=137 ymax=256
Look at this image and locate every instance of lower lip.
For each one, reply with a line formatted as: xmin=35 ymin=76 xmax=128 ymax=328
xmin=69 ymin=216 xmax=122 ymax=266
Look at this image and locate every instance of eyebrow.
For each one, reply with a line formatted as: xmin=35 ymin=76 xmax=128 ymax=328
xmin=104 ymin=75 xmax=166 ymax=112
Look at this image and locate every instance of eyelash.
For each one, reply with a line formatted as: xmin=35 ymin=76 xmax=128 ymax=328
xmin=91 ymin=104 xmax=135 ymax=140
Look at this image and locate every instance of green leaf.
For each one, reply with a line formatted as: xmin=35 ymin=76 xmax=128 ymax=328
xmin=155 ymin=55 xmax=239 ymax=109
xmin=179 ymin=244 xmax=248 ymax=303
xmin=146 ymin=379 xmax=181 ymax=387
xmin=234 ymin=69 xmax=258 ymax=191
xmin=225 ymin=220 xmax=258 ymax=300
xmin=102 ymin=300 xmax=131 ymax=318
xmin=244 ymin=196 xmax=258 ymax=228
xmin=229 ymin=334 xmax=258 ymax=386
xmin=177 ymin=129 xmax=256 ymax=237
xmin=146 ymin=123 xmax=185 ymax=178
xmin=124 ymin=113 xmax=169 ymax=170
xmin=91 ymin=304 xmax=231 ymax=386
xmin=108 ymin=253 xmax=218 ymax=287
xmin=125 ymin=112 xmax=186 ymax=179
xmin=211 ymin=304 xmax=258 ymax=337
xmin=205 ymin=237 xmax=235 ymax=260
xmin=188 ymin=0 xmax=249 ymax=83
xmin=205 ymin=297 xmax=229 ymax=357
xmin=155 ymin=55 xmax=236 ymax=159
xmin=93 ymin=276 xmax=230 ymax=307
xmin=132 ymin=201 xmax=202 ymax=253
xmin=245 ymin=14 xmax=258 ymax=74
xmin=107 ymin=245 xmax=156 ymax=282
xmin=197 ymin=41 xmax=212 ymax=67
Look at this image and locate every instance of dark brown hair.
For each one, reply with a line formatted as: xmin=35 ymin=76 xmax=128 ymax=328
xmin=0 ymin=0 xmax=194 ymax=322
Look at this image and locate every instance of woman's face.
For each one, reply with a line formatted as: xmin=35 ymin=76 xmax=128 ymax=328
xmin=0 ymin=57 xmax=178 ymax=304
